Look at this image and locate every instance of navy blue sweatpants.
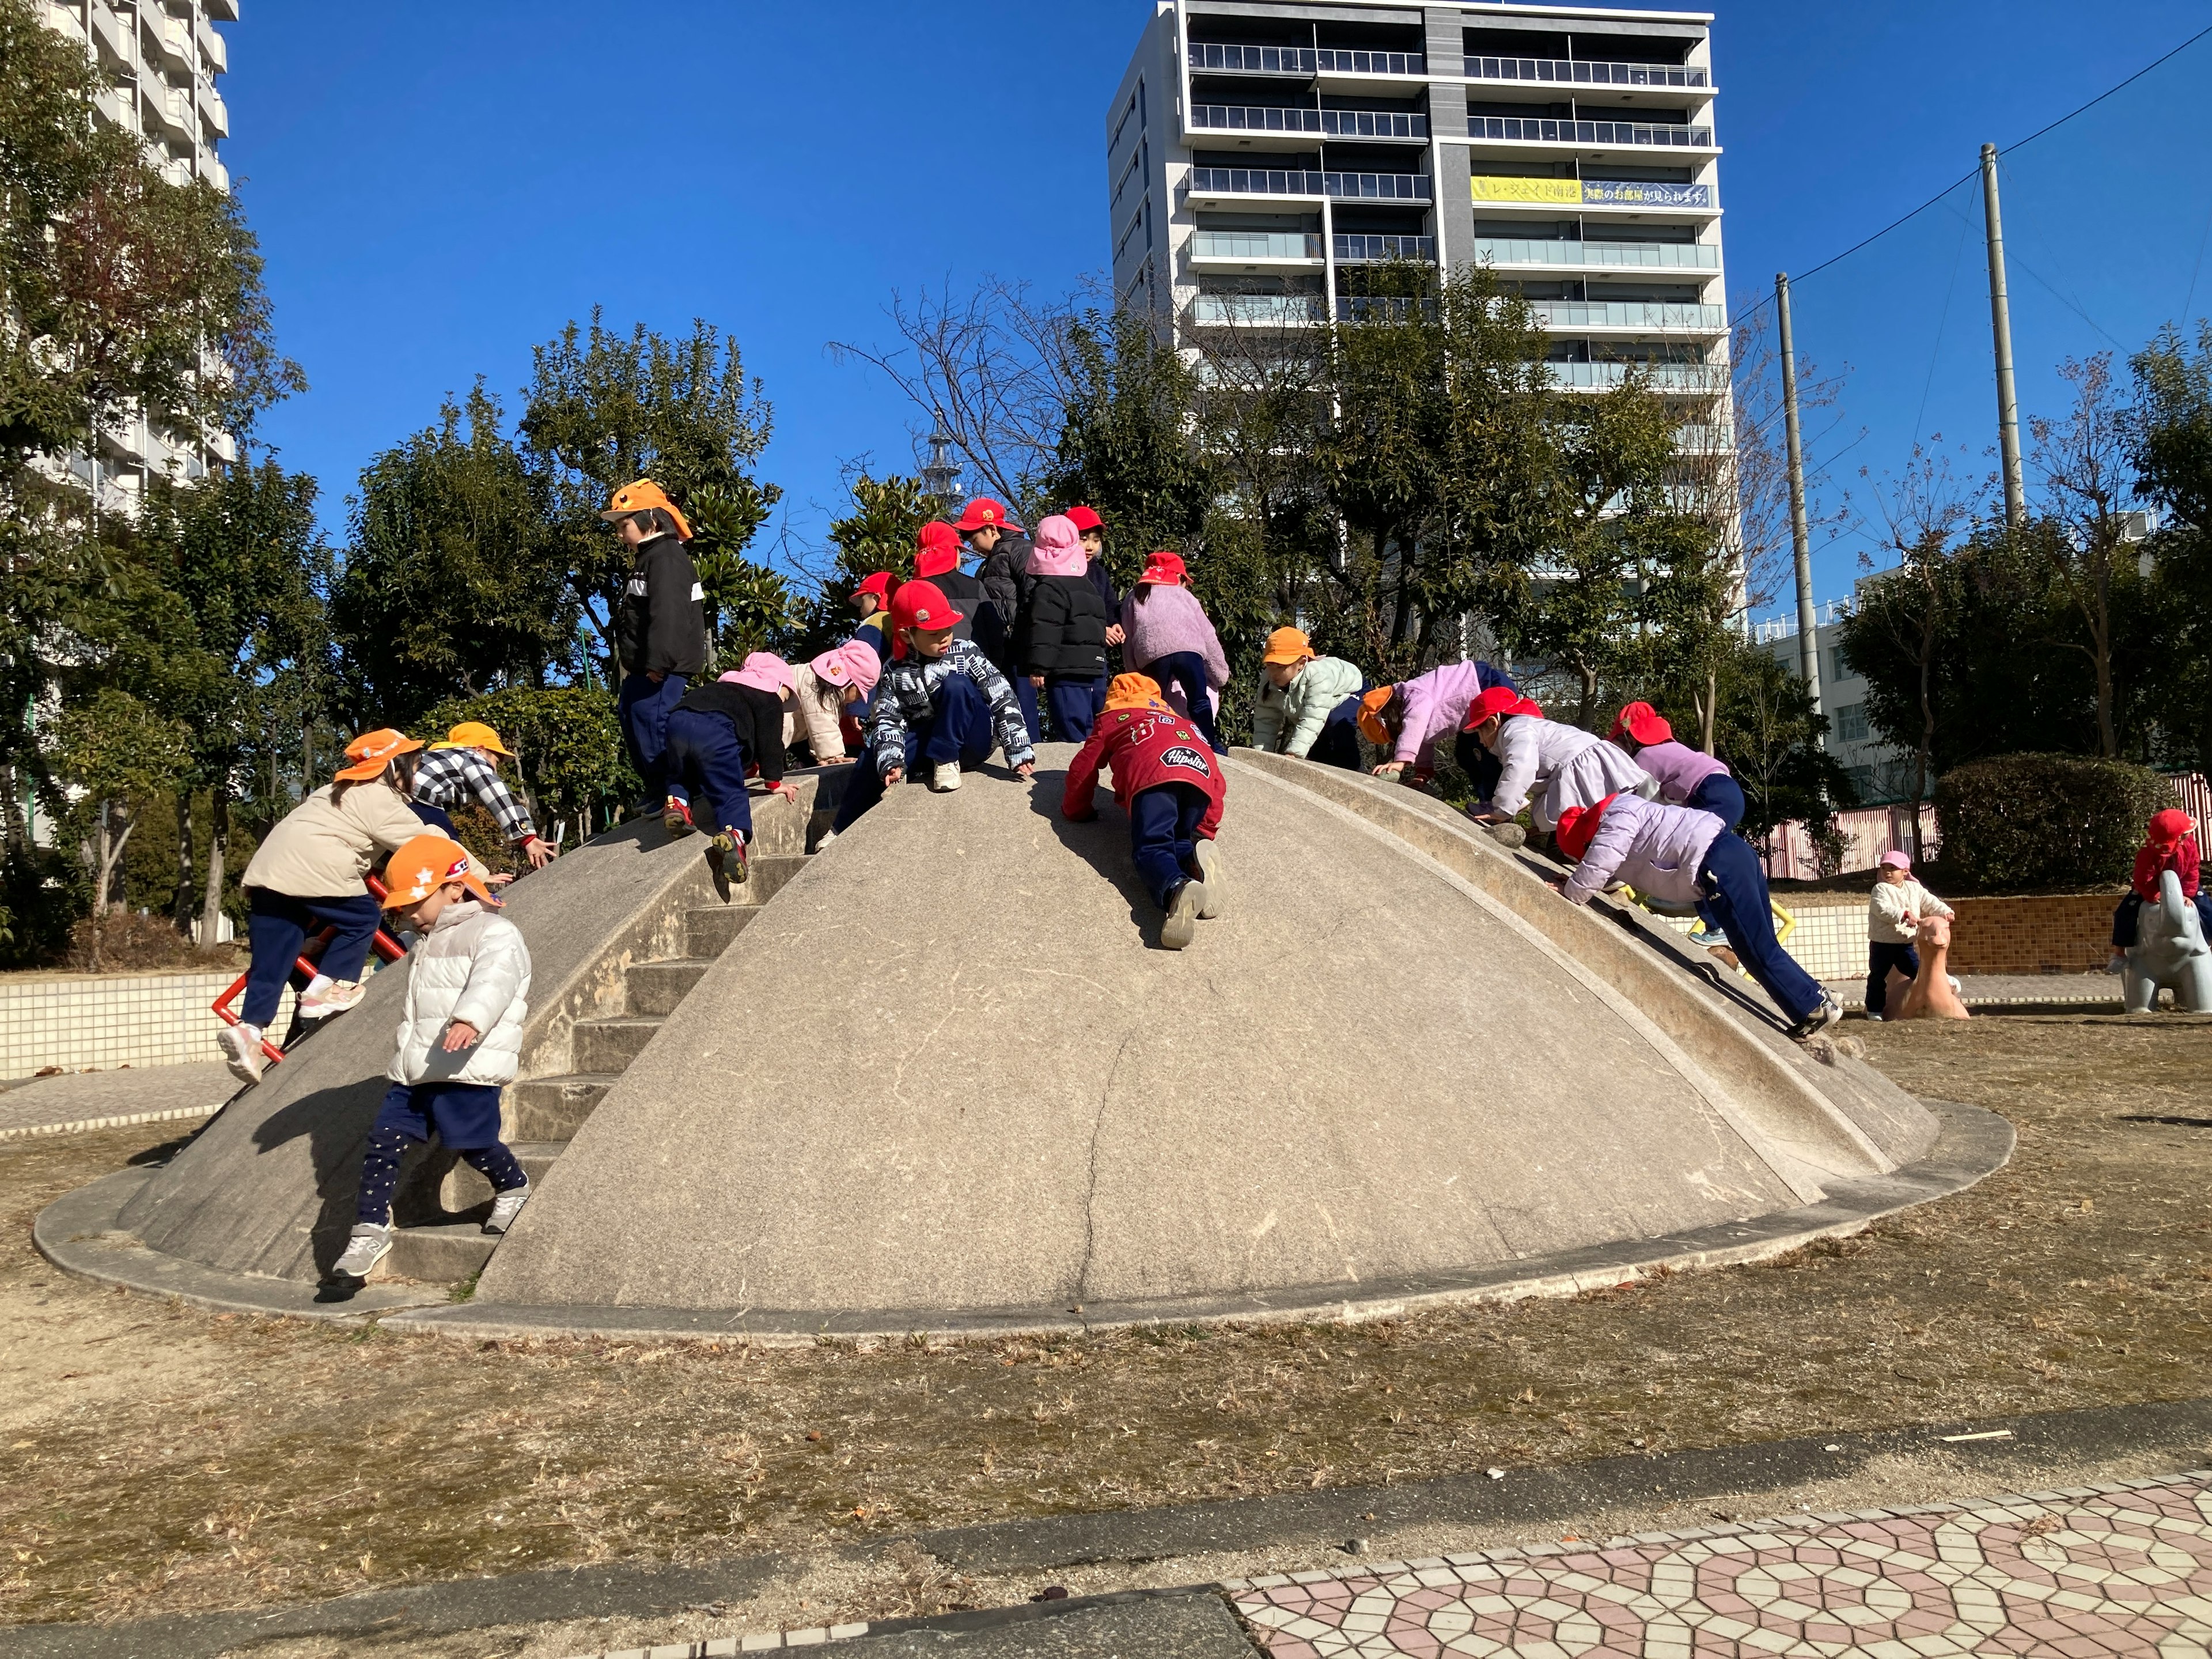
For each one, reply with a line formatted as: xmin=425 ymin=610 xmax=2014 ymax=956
xmin=354 ymin=1081 xmax=524 ymax=1225
xmin=242 ymin=887 xmax=383 ymax=1029
xmin=1683 ymin=774 xmax=1745 ymax=932
xmin=1129 ymin=782 xmax=1211 ymax=910
xmin=1866 ymin=941 xmax=1921 ymax=1018
xmin=1307 ymin=692 xmax=1366 ymax=772
xmin=618 ymin=671 xmax=689 ymax=802
xmin=662 ymin=708 xmax=756 ymax=843
xmin=833 ymin=671 xmax=999 ymax=833
xmin=1696 ymin=833 xmax=1825 ymax=1024
xmin=1144 ymin=652 xmax=1226 ymax=755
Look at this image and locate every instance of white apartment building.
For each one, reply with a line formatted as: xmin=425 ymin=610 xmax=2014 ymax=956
xmin=37 ymin=0 xmax=240 ymax=516
xmin=1107 ymin=0 xmax=1729 ymax=403
xmin=1753 ymin=601 xmax=1921 ymax=806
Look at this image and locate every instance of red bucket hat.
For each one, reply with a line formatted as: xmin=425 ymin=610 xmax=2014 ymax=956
xmin=1609 ymin=701 xmax=1673 ymax=745
xmin=1064 ymin=505 xmax=1104 ymax=535
xmin=1555 ymin=792 xmax=1622 ymax=863
xmin=1137 ymin=550 xmax=1187 ymax=586
xmin=915 ymin=522 xmax=961 ymax=578
xmin=851 ymin=570 xmax=897 ymax=603
xmin=1463 ymin=686 xmax=1543 ymax=731
xmin=890 ymin=579 xmax=964 ymax=633
xmin=2149 ymin=808 xmax=2193 ymax=846
xmin=952 ymin=498 xmax=1023 ymax=535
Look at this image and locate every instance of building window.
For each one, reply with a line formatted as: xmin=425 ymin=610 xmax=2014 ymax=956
xmin=1835 ymin=703 xmax=1869 ymax=743
xmin=1847 ymin=764 xmax=1876 ymax=800
xmin=1830 ymin=643 xmax=1854 ymax=683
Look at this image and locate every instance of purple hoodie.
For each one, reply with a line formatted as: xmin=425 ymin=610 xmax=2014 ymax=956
xmin=1120 ymin=584 xmax=1229 ymax=688
xmin=1632 ymin=739 xmax=1730 ymax=805
xmin=1392 ymin=660 xmax=1514 ymax=767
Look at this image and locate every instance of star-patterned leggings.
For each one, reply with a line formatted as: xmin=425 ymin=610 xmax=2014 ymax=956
xmin=355 ymin=1127 xmax=525 ymax=1224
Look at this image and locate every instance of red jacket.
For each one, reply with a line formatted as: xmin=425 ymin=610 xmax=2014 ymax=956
xmin=1063 ymin=704 xmax=1226 ymax=838
xmin=2133 ymin=836 xmax=2202 ymax=902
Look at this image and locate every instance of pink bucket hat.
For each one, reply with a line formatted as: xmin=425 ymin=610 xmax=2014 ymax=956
xmin=808 ymin=639 xmax=881 ymax=695
xmin=1878 ymin=849 xmax=1912 ymax=870
xmin=720 ymin=651 xmax=795 ymax=695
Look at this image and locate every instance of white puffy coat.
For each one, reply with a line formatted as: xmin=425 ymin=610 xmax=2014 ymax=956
xmin=387 ymin=901 xmax=532 ymax=1087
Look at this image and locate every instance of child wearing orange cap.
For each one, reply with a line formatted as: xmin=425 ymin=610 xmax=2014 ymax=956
xmin=1120 ymin=551 xmax=1229 ymax=755
xmin=414 ymin=722 xmax=557 ymax=870
xmin=1252 ymin=628 xmax=1366 ymax=769
xmin=324 ymin=835 xmax=534 ymax=1292
xmin=1362 ymin=660 xmax=1518 ymax=789
xmin=824 ymin=579 xmax=1037 ymax=842
xmin=1554 ymin=793 xmax=1843 ymax=1040
xmin=2110 ymin=808 xmax=2211 ymax=968
xmin=217 ymin=729 xmax=429 ymax=1084
xmin=602 ymin=480 xmax=707 ymax=815
xmin=1063 ymin=675 xmax=1226 ymax=949
xmin=660 ymin=653 xmax=803 ymax=885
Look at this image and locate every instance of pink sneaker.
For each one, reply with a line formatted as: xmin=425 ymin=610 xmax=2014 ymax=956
xmin=298 ymin=979 xmax=364 ymax=1021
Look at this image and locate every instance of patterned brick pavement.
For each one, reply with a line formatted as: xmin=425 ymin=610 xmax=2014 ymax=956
xmin=1228 ymin=1472 xmax=2212 ymax=1657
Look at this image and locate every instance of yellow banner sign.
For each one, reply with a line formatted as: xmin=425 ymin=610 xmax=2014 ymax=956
xmin=1469 ymin=175 xmax=1582 ymax=206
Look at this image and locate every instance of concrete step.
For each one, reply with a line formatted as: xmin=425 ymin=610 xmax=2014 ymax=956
xmin=747 ymin=854 xmax=807 ymax=902
xmin=438 ymin=1139 xmax=566 ymax=1213
xmin=505 ymin=1073 xmax=620 ymax=1141
xmin=626 ymin=957 xmax=714 ymax=1018
xmin=381 ymin=1221 xmax=497 ymax=1285
xmin=571 ymin=1016 xmax=661 ymax=1073
xmin=686 ymin=905 xmax=759 ymax=959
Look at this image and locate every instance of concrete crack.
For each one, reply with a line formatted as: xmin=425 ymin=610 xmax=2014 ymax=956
xmin=1075 ymin=1027 xmax=1139 ymax=1305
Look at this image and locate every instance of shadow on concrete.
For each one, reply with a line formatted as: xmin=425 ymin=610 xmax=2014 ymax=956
xmin=245 ymin=1075 xmax=391 ymax=1275
xmin=1021 ymin=766 xmax=1162 ymax=949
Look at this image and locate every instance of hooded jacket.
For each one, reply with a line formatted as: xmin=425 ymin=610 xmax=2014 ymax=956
xmin=1487 ymin=715 xmax=1654 ymax=832
xmin=865 ymin=638 xmax=1036 ymax=779
xmin=1120 ymin=584 xmax=1229 ymax=688
xmin=671 ymin=679 xmax=788 ymax=785
xmin=1014 ymin=519 xmax=1111 ymax=677
xmin=615 ymin=532 xmax=708 ymax=678
xmin=1391 ymin=661 xmax=1514 ymax=770
xmin=1063 ymin=704 xmax=1226 ymax=836
xmin=1631 ymin=738 xmax=1732 ymax=805
xmin=1560 ymin=792 xmax=1725 ymax=908
xmin=386 ymin=899 xmax=531 ymax=1087
xmin=783 ymin=665 xmax=852 ymax=763
xmin=1251 ymin=656 xmax=1365 ymax=759
xmin=243 ymin=781 xmax=425 ymax=899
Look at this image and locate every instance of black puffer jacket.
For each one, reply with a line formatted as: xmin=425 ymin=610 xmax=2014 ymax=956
xmin=615 ymin=533 xmax=707 ymax=678
xmin=930 ymin=568 xmax=987 ymax=646
xmin=1014 ymin=573 xmax=1110 ymax=677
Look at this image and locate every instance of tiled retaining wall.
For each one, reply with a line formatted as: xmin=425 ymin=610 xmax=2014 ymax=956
xmin=1661 ymin=891 xmax=2119 ymax=979
xmin=0 ymin=971 xmax=295 ymax=1077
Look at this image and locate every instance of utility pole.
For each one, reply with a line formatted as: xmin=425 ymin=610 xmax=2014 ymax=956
xmin=1981 ymin=142 xmax=2027 ymax=526
xmin=1775 ymin=272 xmax=1823 ymax=740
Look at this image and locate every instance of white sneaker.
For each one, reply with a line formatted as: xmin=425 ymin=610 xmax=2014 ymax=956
xmin=929 ymin=760 xmax=963 ymax=793
xmin=1162 ymin=880 xmax=1205 ymax=950
xmin=1194 ymin=842 xmax=1225 ymax=919
xmin=813 ymin=829 xmax=838 ymax=851
xmin=327 ymin=1221 xmax=392 ymax=1286
xmin=217 ymin=1022 xmax=265 ymax=1085
xmin=1789 ymin=997 xmax=1846 ymax=1041
xmin=298 ymin=979 xmax=365 ymax=1020
xmin=484 ymin=1181 xmax=531 ymax=1236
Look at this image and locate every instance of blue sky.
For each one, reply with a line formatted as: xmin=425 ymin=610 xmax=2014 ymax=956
xmin=226 ymin=2 xmax=2212 ymax=619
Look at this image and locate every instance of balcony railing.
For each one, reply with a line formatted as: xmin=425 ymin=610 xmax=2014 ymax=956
xmin=1334 ymin=233 xmax=1436 ymax=263
xmin=1471 ymin=115 xmax=1713 ymax=148
xmin=1323 ymin=108 xmax=1427 ymax=139
xmin=1529 ymin=301 xmax=1727 ymax=331
xmin=1188 ymin=43 xmax=1425 ymax=77
xmin=1548 ymin=360 xmax=1713 ymax=389
xmin=1196 ymin=106 xmax=1433 ymax=139
xmin=1474 ymin=237 xmax=1721 ymax=270
xmin=1191 ymin=230 xmax=1324 ymax=260
xmin=1465 ymin=55 xmax=1708 ymax=89
xmin=1188 ymin=167 xmax=1430 ymax=202
xmin=1191 ymin=294 xmax=1327 ymax=325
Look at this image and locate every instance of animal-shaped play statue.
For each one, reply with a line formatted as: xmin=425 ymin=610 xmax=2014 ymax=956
xmin=1895 ymin=914 xmax=1970 ymax=1020
xmin=2123 ymin=867 xmax=2212 ymax=1013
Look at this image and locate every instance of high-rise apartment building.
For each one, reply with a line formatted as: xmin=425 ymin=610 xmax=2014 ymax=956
xmin=1108 ymin=0 xmax=1726 ymax=397
xmin=36 ymin=0 xmax=240 ymax=513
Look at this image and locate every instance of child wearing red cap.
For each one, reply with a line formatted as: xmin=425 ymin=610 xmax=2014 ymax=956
xmin=824 ymin=579 xmax=1037 ymax=842
xmin=1120 ymin=551 xmax=1229 ymax=755
xmin=915 ymin=522 xmax=986 ymax=648
xmin=660 ymin=653 xmax=803 ymax=886
xmin=959 ymin=498 xmax=1032 ymax=676
xmin=2109 ymin=809 xmax=2211 ymax=968
xmin=1608 ymin=701 xmax=1744 ymax=946
xmin=1063 ymin=675 xmax=1226 ymax=949
xmin=1462 ymin=688 xmax=1652 ymax=840
xmin=1066 ymin=506 xmax=1127 ymax=728
xmin=1554 ymin=793 xmax=1843 ymax=1040
xmin=848 ymin=571 xmax=900 ymax=665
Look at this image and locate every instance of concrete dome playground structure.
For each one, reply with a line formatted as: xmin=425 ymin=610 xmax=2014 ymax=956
xmin=38 ymin=751 xmax=2010 ymax=1342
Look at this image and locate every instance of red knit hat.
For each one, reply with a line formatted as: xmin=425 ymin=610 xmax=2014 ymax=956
xmin=851 ymin=570 xmax=897 ymax=603
xmin=915 ymin=522 xmax=960 ymax=578
xmin=952 ymin=498 xmax=1022 ymax=534
xmin=1463 ymin=686 xmax=1543 ymax=731
xmin=2149 ymin=808 xmax=2193 ymax=846
xmin=890 ymin=579 xmax=964 ymax=632
xmin=1137 ymin=550 xmax=1186 ymax=586
xmin=1609 ymin=701 xmax=1672 ymax=745
xmin=1555 ymin=792 xmax=1622 ymax=862
xmin=1064 ymin=505 xmax=1104 ymax=534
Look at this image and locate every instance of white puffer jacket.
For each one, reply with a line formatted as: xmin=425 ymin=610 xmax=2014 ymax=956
xmin=387 ymin=901 xmax=532 ymax=1087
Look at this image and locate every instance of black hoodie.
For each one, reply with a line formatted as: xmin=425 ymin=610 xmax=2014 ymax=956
xmin=615 ymin=533 xmax=708 ymax=678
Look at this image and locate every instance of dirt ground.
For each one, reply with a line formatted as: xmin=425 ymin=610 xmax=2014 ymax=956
xmin=3 ymin=1016 xmax=2210 ymax=1637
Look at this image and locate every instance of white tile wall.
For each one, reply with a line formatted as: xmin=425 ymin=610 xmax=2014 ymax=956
xmin=1 ymin=971 xmax=298 ymax=1077
xmin=1660 ymin=899 xmax=1868 ymax=983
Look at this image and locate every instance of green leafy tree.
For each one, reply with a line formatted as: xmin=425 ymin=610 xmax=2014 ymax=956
xmin=791 ymin=472 xmax=938 ymax=662
xmin=688 ymin=481 xmax=793 ymax=662
xmin=48 ymin=685 xmax=191 ymax=923
xmin=420 ymin=685 xmax=634 ymax=844
xmin=2129 ymin=323 xmax=2212 ymax=772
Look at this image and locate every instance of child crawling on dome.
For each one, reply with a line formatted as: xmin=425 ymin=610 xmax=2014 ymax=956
xmin=1063 ymin=674 xmax=1226 ymax=950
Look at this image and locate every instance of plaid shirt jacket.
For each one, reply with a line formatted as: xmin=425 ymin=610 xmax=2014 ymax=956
xmin=413 ymin=748 xmax=539 ymax=844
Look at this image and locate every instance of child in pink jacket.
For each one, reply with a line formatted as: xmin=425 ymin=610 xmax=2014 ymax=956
xmin=1119 ymin=551 xmax=1229 ymax=755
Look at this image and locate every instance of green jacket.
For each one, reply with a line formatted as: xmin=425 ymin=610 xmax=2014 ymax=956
xmin=1251 ymin=656 xmax=1365 ymax=758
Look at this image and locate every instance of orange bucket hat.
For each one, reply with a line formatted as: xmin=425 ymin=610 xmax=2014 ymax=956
xmin=434 ymin=720 xmax=514 ymax=757
xmin=335 ymin=728 xmax=422 ymax=782
xmin=1104 ymin=673 xmax=1169 ymax=712
xmin=379 ymin=834 xmax=498 ymax=909
xmin=599 ymin=479 xmax=693 ymax=540
xmin=1357 ymin=685 xmax=1397 ymax=748
xmin=1263 ymin=626 xmax=1314 ymax=666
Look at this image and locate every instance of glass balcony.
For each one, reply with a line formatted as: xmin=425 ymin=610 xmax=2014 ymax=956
xmin=1191 ymin=294 xmax=1327 ymax=325
xmin=1334 ymin=234 xmax=1437 ymax=263
xmin=1191 ymin=230 xmax=1324 ymax=260
xmin=1529 ymin=301 xmax=1727 ymax=331
xmin=1194 ymin=106 xmax=1429 ymax=140
xmin=1548 ymin=361 xmax=1713 ymax=389
xmin=1327 ymin=172 xmax=1430 ymax=202
xmin=1317 ymin=48 xmax=1423 ymax=76
xmin=1474 ymin=238 xmax=1721 ymax=270
xmin=1187 ymin=44 xmax=1425 ymax=77
xmin=1188 ymin=168 xmax=1430 ymax=202
xmin=1470 ymin=116 xmax=1714 ymax=148
xmin=1465 ymin=56 xmax=1709 ymax=89
xmin=1323 ymin=109 xmax=1427 ymax=139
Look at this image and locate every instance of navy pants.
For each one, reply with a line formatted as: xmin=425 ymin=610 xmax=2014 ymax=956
xmin=408 ymin=800 xmax=456 ymax=835
xmin=1144 ymin=652 xmax=1226 ymax=755
xmin=355 ymin=1081 xmax=524 ymax=1224
xmin=1683 ymin=775 xmax=1745 ymax=931
xmin=1129 ymin=782 xmax=1211 ymax=910
xmin=1307 ymin=692 xmax=1366 ymax=771
xmin=242 ymin=887 xmax=382 ymax=1029
xmin=1016 ymin=674 xmax=1101 ymax=744
xmin=1696 ymin=834 xmax=1825 ymax=1024
xmin=1455 ymin=729 xmax=1505 ymax=802
xmin=2113 ymin=889 xmax=2212 ymax=946
xmin=663 ymin=708 xmax=755 ymax=843
xmin=1866 ymin=941 xmax=1921 ymax=1018
xmin=618 ymin=671 xmax=689 ymax=802
xmin=832 ymin=671 xmax=998 ymax=832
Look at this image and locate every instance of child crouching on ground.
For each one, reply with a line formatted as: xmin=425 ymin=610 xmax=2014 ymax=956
xmin=824 ymin=580 xmax=1036 ymax=843
xmin=1554 ymin=794 xmax=1844 ymax=1040
xmin=1063 ymin=675 xmax=1226 ymax=950
xmin=661 ymin=652 xmax=802 ymax=887
xmin=1868 ymin=850 xmax=1955 ymax=1020
xmin=325 ymin=835 xmax=534 ymax=1291
xmin=1251 ymin=627 xmax=1366 ymax=769
xmin=2109 ymin=808 xmax=2212 ymax=967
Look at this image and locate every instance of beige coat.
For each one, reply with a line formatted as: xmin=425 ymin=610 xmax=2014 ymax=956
xmin=241 ymin=782 xmax=425 ymax=899
xmin=783 ymin=667 xmax=853 ymax=763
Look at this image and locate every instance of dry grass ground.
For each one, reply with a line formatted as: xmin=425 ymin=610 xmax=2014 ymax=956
xmin=2 ymin=1016 xmax=2209 ymax=1633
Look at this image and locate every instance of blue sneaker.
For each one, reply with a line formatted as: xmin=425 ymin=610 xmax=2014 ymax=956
xmin=1688 ymin=926 xmax=1728 ymax=948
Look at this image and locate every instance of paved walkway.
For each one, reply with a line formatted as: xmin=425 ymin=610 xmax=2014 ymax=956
xmin=0 ymin=1062 xmax=233 ymax=1140
xmin=1823 ymin=973 xmax=2126 ymax=1012
xmin=1230 ymin=1471 xmax=2212 ymax=1658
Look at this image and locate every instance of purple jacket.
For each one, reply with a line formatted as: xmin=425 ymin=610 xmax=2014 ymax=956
xmin=1631 ymin=739 xmax=1731 ymax=805
xmin=1392 ymin=660 xmax=1513 ymax=768
xmin=1564 ymin=793 xmax=1725 ymax=907
xmin=1120 ymin=585 xmax=1229 ymax=689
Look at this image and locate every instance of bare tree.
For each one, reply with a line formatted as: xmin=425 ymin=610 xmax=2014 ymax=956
xmin=2029 ymin=353 xmax=2136 ymax=758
